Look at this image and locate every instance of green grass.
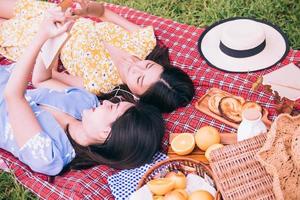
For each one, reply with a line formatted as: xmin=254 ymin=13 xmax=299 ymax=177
xmin=0 ymin=171 xmax=37 ymax=200
xmin=1 ymin=0 xmax=299 ymax=198
xmin=105 ymin=0 xmax=300 ymax=49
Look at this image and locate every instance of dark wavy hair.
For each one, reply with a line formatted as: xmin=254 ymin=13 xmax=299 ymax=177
xmin=143 ymin=45 xmax=195 ymax=112
xmin=100 ymin=45 xmax=195 ymax=113
xmin=64 ymin=102 xmax=165 ymax=171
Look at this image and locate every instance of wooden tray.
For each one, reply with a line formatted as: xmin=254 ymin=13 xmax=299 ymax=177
xmin=167 ymin=132 xmax=237 ymax=164
xmin=195 ymin=88 xmax=272 ymax=129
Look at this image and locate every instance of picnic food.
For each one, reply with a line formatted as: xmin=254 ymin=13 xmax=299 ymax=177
xmin=195 ymin=88 xmax=271 ymax=130
xmin=256 ymin=114 xmax=300 ymax=200
xmin=207 ymin=91 xmax=264 ymax=123
xmin=148 ymin=171 xmax=215 ymax=199
xmin=153 ymin=196 xmax=164 ymax=200
xmin=171 ymin=133 xmax=195 ymax=155
xmin=195 ymin=126 xmax=221 ymax=151
xmin=147 ymin=178 xmax=174 ymax=195
xmin=188 ymin=190 xmax=214 ymax=200
xmin=219 ymin=96 xmax=244 ymax=123
xmin=208 ymin=93 xmax=227 ymax=115
xmin=205 ymin=144 xmax=224 ymax=162
xmin=138 ymin=158 xmax=220 ymax=199
xmin=173 ymin=189 xmax=189 ymax=199
xmin=164 ymin=189 xmax=188 ymax=200
xmin=165 ymin=171 xmax=187 ymax=189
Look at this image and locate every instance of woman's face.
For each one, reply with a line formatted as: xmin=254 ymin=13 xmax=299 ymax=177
xmin=104 ymin=42 xmax=164 ymax=95
xmin=81 ymin=100 xmax=133 ymax=145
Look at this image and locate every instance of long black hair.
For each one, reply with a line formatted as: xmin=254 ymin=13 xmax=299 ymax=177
xmin=65 ymin=102 xmax=165 ymax=170
xmin=142 ymin=45 xmax=194 ymax=112
xmin=99 ymin=45 xmax=195 ymax=113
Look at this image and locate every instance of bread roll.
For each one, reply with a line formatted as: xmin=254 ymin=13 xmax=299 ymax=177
xmin=208 ymin=93 xmax=227 ymax=115
xmin=219 ymin=97 xmax=243 ymax=123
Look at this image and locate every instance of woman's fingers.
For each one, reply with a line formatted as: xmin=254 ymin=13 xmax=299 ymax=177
xmin=65 ymin=8 xmax=73 ymax=17
xmin=73 ymin=0 xmax=89 ymax=6
xmin=72 ymin=8 xmax=85 ymax=16
xmin=47 ymin=6 xmax=63 ymax=16
xmin=53 ymin=15 xmax=67 ymax=23
xmin=65 ymin=8 xmax=79 ymax=21
xmin=46 ymin=7 xmax=66 ymax=23
xmin=72 ymin=0 xmax=89 ymax=16
xmin=54 ymin=20 xmax=74 ymax=36
xmin=40 ymin=8 xmax=75 ymax=38
xmin=49 ymin=8 xmax=77 ymax=24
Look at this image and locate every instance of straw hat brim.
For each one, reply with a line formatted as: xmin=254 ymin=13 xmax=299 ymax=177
xmin=198 ymin=17 xmax=289 ymax=72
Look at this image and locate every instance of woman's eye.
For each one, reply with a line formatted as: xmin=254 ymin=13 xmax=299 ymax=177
xmin=137 ymin=76 xmax=141 ymax=85
xmin=146 ymin=63 xmax=153 ymax=69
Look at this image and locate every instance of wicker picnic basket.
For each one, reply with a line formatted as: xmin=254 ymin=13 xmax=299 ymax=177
xmin=137 ymin=157 xmax=221 ymax=200
xmin=209 ymin=134 xmax=276 ymax=200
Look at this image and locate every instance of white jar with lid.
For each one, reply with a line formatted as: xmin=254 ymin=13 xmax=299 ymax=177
xmin=237 ymin=108 xmax=267 ymax=142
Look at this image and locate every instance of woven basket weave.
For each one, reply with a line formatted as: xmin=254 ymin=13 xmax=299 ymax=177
xmin=137 ymin=157 xmax=221 ymax=199
xmin=209 ymin=134 xmax=276 ymax=200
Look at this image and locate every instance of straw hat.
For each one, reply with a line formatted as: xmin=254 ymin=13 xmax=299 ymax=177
xmin=198 ymin=17 xmax=289 ymax=72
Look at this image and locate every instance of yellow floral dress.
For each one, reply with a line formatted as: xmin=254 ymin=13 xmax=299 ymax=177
xmin=0 ymin=0 xmax=157 ymax=94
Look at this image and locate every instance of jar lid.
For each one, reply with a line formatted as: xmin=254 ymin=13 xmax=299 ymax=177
xmin=242 ymin=108 xmax=262 ymax=121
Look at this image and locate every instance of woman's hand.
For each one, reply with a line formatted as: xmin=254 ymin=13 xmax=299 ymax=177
xmin=72 ymin=0 xmax=104 ymax=17
xmin=38 ymin=8 xmax=74 ymax=40
xmin=72 ymin=0 xmax=89 ymax=16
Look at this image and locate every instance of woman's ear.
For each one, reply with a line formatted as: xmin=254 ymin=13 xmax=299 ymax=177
xmin=103 ymin=127 xmax=111 ymax=137
xmin=104 ymin=127 xmax=111 ymax=133
xmin=97 ymin=127 xmax=111 ymax=143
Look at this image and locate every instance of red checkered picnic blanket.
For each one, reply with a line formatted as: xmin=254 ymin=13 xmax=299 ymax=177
xmin=0 ymin=1 xmax=299 ymax=199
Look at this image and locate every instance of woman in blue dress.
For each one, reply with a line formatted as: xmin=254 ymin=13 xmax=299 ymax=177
xmin=0 ymin=8 xmax=165 ymax=176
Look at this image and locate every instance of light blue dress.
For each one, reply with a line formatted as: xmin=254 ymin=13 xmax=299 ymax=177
xmin=0 ymin=64 xmax=100 ymax=176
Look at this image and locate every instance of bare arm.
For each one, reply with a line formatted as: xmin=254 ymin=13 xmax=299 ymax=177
xmin=73 ymin=0 xmax=141 ymax=33
xmin=0 ymin=0 xmax=16 ymax=19
xmin=4 ymin=32 xmax=47 ymax=148
xmin=32 ymin=54 xmax=83 ymax=90
xmin=100 ymin=8 xmax=141 ymax=33
xmin=4 ymin=9 xmax=72 ymax=148
xmin=52 ymin=70 xmax=84 ymax=88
